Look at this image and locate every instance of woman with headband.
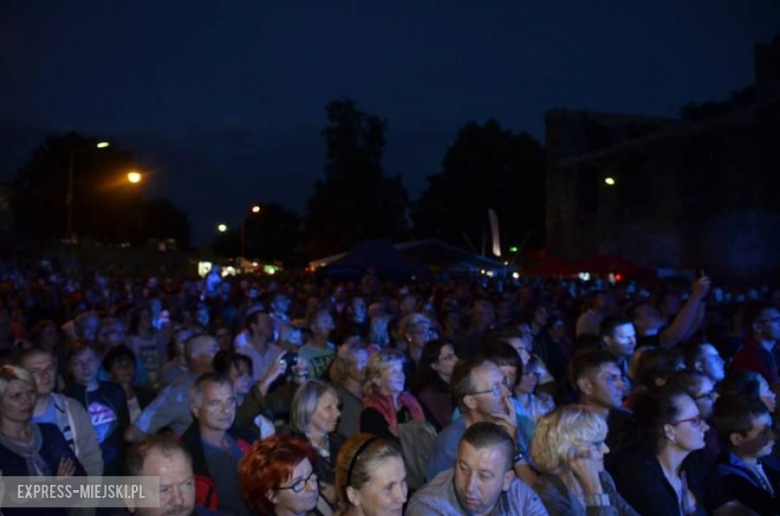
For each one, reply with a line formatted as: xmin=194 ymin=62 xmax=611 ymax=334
xmin=335 ymin=433 xmax=408 ymax=516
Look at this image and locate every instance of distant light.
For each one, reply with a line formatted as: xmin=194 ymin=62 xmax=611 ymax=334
xmin=512 ymin=272 xmax=520 ymax=280
xmin=615 ymin=273 xmax=624 ymax=282
xmin=221 ymin=266 xmax=237 ymax=278
xmin=198 ymin=262 xmax=213 ymax=277
xmin=509 ymin=246 xmax=518 ymax=253
xmin=252 ymin=262 xmax=259 ymax=267
xmin=264 ymin=264 xmax=280 ymax=275
xmin=96 ymin=142 xmax=110 ymax=149
xmin=217 ymin=224 xmax=228 ymax=233
xmin=319 ymin=262 xmax=327 ymax=267
xmin=127 ymin=171 xmax=142 ymax=183
xmin=604 ymin=177 xmax=616 ymax=186
xmin=579 ymin=272 xmax=591 ymax=281
xmin=503 ymin=261 xmax=509 ymax=265
xmin=486 ymin=270 xmax=495 ymax=277
xmin=480 ymin=269 xmax=486 ymax=275
xmin=251 ymin=205 xmax=261 ymax=213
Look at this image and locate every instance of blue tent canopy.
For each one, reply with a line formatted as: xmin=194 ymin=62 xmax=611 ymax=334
xmin=316 ymin=239 xmax=428 ymax=279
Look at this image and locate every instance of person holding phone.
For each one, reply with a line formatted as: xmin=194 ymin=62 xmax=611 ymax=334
xmin=532 ymin=405 xmax=638 ymax=515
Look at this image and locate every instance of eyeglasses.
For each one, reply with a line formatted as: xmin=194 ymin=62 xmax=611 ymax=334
xmin=693 ymin=391 xmax=716 ymax=402
xmin=670 ymin=415 xmax=704 ymax=427
xmin=468 ymin=378 xmax=509 ymax=398
xmin=438 ymin=352 xmax=457 ymax=363
xmin=277 ymin=470 xmax=318 ymax=493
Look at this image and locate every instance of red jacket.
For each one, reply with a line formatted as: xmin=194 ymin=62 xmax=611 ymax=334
xmin=179 ymin=423 xmax=254 ymax=510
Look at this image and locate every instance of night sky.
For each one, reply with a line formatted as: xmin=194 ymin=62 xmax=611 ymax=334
xmin=1 ymin=1 xmax=778 ymax=244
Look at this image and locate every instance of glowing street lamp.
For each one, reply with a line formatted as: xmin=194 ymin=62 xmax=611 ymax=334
xmin=96 ymin=141 xmax=110 ymax=149
xmin=217 ymin=224 xmax=228 ymax=233
xmin=604 ymin=177 xmax=616 ymax=186
xmin=127 ymin=171 xmax=142 ymax=184
xmin=241 ymin=204 xmax=262 ymax=258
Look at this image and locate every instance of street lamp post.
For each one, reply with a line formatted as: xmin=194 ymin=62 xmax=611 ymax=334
xmin=240 ymin=205 xmax=261 ymax=259
xmin=66 ymin=141 xmax=110 ymax=241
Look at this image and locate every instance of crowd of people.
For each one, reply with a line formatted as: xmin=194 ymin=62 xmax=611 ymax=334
xmin=2 ymin=259 xmax=780 ymax=515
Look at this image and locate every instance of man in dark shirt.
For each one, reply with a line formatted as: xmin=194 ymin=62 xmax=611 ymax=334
xmin=569 ymin=349 xmax=635 ymax=457
xmin=181 ymin=373 xmax=255 ymax=516
xmin=733 ymin=302 xmax=780 ymax=385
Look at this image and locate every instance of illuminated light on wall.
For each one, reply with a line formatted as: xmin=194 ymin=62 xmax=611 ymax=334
xmin=198 ymin=262 xmax=212 ymax=277
xmin=264 ymin=265 xmax=281 ymax=275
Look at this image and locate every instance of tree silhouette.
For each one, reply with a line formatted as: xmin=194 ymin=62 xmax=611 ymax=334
xmin=14 ymin=132 xmax=191 ymax=246
xmin=412 ymin=120 xmax=545 ymax=253
xmin=305 ymin=99 xmax=408 ymax=258
xmin=140 ymin=198 xmax=192 ymax=249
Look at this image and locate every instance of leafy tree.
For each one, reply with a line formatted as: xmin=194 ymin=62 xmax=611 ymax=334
xmin=245 ymin=203 xmax=305 ymax=265
xmin=140 ymin=198 xmax=192 ymax=249
xmin=305 ymin=99 xmax=409 ymax=258
xmin=412 ymin=120 xmax=545 ymax=252
xmin=13 ymin=132 xmax=191 ymax=246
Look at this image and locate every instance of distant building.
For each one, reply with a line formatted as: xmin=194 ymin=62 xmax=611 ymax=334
xmin=545 ymin=35 xmax=780 ymax=281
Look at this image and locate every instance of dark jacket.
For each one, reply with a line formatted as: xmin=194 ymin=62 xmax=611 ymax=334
xmin=534 ymin=471 xmax=639 ymax=516
xmin=607 ymin=445 xmax=718 ymax=516
xmin=711 ymin=452 xmax=780 ymax=515
xmin=0 ymin=423 xmax=86 ymax=516
xmin=416 ymin=377 xmax=452 ymax=431
xmin=284 ymin=428 xmax=346 ymax=486
xmin=179 ymin=422 xmax=256 ymax=511
xmin=64 ymin=380 xmax=129 ymax=476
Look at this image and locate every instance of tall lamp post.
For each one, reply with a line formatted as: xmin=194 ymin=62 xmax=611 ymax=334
xmin=240 ymin=205 xmax=262 ymax=259
xmin=66 ymin=141 xmax=110 ymax=241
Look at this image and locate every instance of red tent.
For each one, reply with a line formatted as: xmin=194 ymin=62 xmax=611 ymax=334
xmin=573 ymin=254 xmax=657 ymax=281
xmin=523 ymin=255 xmax=577 ymax=277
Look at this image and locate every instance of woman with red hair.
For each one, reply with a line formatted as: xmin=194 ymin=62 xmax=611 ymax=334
xmin=238 ymin=435 xmax=321 ymax=515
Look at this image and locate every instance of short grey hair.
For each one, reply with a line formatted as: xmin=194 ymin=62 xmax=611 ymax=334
xmin=189 ymin=372 xmax=233 ymax=412
xmin=290 ymin=380 xmax=339 ymax=434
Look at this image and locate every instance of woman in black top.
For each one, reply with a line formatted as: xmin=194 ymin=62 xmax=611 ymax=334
xmin=414 ymin=339 xmax=458 ymax=431
xmin=288 ymin=379 xmax=346 ymax=512
xmin=608 ymin=386 xmax=732 ymax=516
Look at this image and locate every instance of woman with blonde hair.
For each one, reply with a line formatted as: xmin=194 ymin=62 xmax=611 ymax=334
xmin=0 ymin=365 xmax=85 ymax=516
xmin=531 ymin=405 xmax=638 ymax=515
xmin=359 ymin=349 xmax=428 ymax=440
xmin=334 ymin=433 xmax=407 ymax=516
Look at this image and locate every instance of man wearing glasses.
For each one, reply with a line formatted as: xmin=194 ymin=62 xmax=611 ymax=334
xmin=733 ymin=302 xmax=780 ymax=385
xmin=425 ymin=357 xmax=536 ymax=486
